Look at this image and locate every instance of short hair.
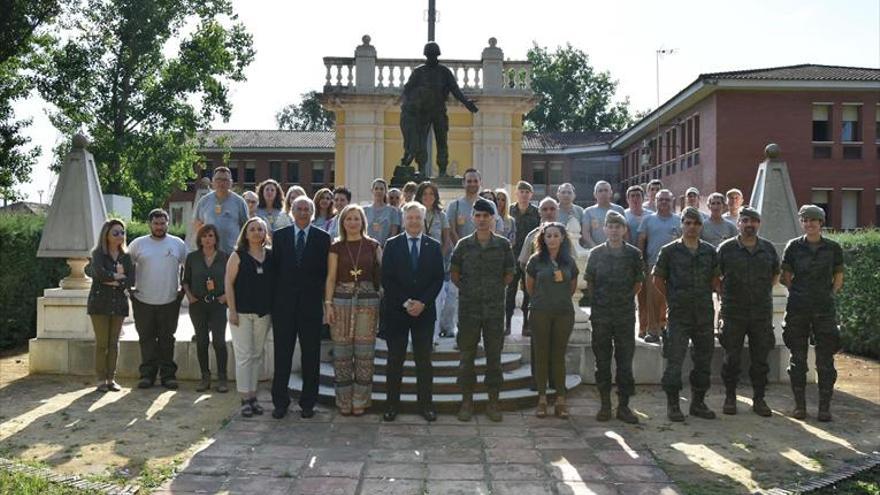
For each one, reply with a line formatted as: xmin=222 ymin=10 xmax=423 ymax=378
xmin=647 ymin=179 xmax=663 ymax=188
xmin=707 ymin=192 xmax=726 ymax=204
xmin=656 ymin=188 xmax=674 ymax=200
xmin=626 ymin=185 xmax=645 ymax=197
xmin=401 ymin=201 xmax=427 ymax=220
xmin=332 ymin=186 xmax=352 ymax=202
xmin=463 ymin=168 xmax=481 ymax=180
xmin=235 ymin=217 xmax=268 ymax=252
xmin=403 ymin=182 xmax=418 ymax=194
xmin=148 ymin=208 xmax=169 ymax=221
xmin=539 ymin=197 xmax=559 ymax=209
xmin=212 ymin=166 xmax=232 ymax=177
xmin=242 ymin=190 xmax=258 ymax=202
xmin=726 ymin=188 xmax=743 ymax=198
xmin=516 ymin=181 xmax=534 ymax=192
xmin=593 ymin=180 xmax=612 ymax=194
xmin=557 ymin=182 xmax=575 ymax=193
xmin=196 ymin=224 xmax=222 ymax=251
xmin=290 ymin=195 xmax=315 ymax=218
xmin=256 ymin=179 xmax=283 ymax=210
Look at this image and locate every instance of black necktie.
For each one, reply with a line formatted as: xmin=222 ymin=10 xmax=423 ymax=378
xmin=296 ymin=229 xmax=306 ymax=264
xmin=410 ymin=237 xmax=419 ymax=272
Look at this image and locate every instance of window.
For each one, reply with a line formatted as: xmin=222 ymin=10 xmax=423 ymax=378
xmin=171 ymin=207 xmax=184 ymax=226
xmin=549 ymin=161 xmax=564 ymax=191
xmin=532 ymin=162 xmax=546 ymax=197
xmin=813 ymin=146 xmax=832 ymax=159
xmin=312 ymin=161 xmax=325 ymax=186
xmin=811 ymin=189 xmax=832 ymax=227
xmin=841 ymin=105 xmax=861 ymax=142
xmin=693 ymin=115 xmax=700 ymax=148
xmin=244 ymin=161 xmax=256 ymax=184
xmin=269 ymin=161 xmax=282 ymax=181
xmin=229 ymin=163 xmax=239 ymax=183
xmin=328 ymin=161 xmax=336 ymax=184
xmin=686 ymin=119 xmax=693 ymax=152
xmin=201 ymin=161 xmax=213 ymax=178
xmin=841 ymin=190 xmax=860 ymax=230
xmin=875 ymin=106 xmax=880 ymax=142
xmin=843 ymin=146 xmax=862 ymax=159
xmin=876 ymin=190 xmax=880 ymax=227
xmin=812 ymin=104 xmax=832 ymax=142
xmin=287 ymin=161 xmax=300 ymax=183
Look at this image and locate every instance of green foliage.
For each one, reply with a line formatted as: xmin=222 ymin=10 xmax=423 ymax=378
xmin=0 ymin=469 xmax=98 ymax=495
xmin=829 ymin=229 xmax=880 ymax=359
xmin=525 ymin=42 xmax=634 ymax=133
xmin=276 ymin=91 xmax=335 ymax=131
xmin=125 ymin=219 xmax=186 ymax=241
xmin=36 ymin=0 xmax=255 ymax=218
xmin=0 ymin=214 xmax=67 ymax=349
xmin=0 ymin=0 xmax=62 ymax=201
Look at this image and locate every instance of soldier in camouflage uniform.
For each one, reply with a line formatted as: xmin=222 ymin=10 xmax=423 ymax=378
xmin=781 ymin=205 xmax=844 ymax=422
xmin=450 ymin=198 xmax=516 ymax=422
xmin=584 ymin=210 xmax=644 ymax=424
xmin=716 ymin=207 xmax=780 ymax=417
xmin=653 ymin=207 xmax=720 ymax=421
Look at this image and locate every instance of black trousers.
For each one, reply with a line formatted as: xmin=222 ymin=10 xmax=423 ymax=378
xmin=720 ymin=317 xmax=775 ymax=395
xmin=189 ymin=300 xmax=228 ymax=378
xmin=385 ymin=321 xmax=434 ymax=408
xmin=271 ymin=308 xmax=321 ymax=412
xmin=505 ymin=265 xmax=529 ymax=324
xmin=783 ymin=311 xmax=840 ymax=393
xmin=132 ymin=297 xmax=182 ymax=382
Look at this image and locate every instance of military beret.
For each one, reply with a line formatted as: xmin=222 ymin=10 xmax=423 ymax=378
xmin=798 ymin=204 xmax=825 ymax=222
xmin=739 ymin=206 xmax=761 ymax=221
xmin=681 ymin=206 xmax=704 ymax=224
xmin=685 ymin=187 xmax=700 ymax=196
xmin=473 ymin=197 xmax=496 ymax=214
xmin=604 ymin=210 xmax=627 ymax=227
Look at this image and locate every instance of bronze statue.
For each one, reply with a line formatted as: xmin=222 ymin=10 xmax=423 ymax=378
xmin=399 ymin=42 xmax=479 ymax=177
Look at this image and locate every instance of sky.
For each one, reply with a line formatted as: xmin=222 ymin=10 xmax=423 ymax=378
xmin=12 ymin=0 xmax=880 ymax=203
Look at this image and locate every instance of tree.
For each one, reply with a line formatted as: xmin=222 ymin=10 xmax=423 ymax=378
xmin=0 ymin=0 xmax=62 ymax=201
xmin=525 ymin=43 xmax=633 ymax=133
xmin=37 ymin=0 xmax=254 ymax=217
xmin=276 ymin=91 xmax=335 ymax=131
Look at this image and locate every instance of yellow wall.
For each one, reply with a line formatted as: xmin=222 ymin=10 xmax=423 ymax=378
xmin=379 ymin=110 xmax=474 ymax=178
xmin=383 ymin=110 xmax=402 ymax=178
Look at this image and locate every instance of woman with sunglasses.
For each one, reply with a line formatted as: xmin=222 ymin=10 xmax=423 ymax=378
xmin=87 ymin=219 xmax=135 ymax=392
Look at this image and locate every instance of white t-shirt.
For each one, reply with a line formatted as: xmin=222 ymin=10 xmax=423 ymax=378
xmin=129 ymin=234 xmax=187 ymax=305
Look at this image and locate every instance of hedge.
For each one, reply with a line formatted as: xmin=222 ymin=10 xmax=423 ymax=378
xmin=0 ymin=214 xmax=185 ymax=350
xmin=830 ymin=229 xmax=880 ymax=359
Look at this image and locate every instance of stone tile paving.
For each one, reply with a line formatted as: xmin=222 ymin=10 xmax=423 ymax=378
xmin=157 ymin=388 xmax=681 ymax=495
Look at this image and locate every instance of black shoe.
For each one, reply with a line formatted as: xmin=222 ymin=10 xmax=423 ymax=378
xmin=383 ymin=408 xmax=398 ymax=422
xmin=137 ymin=378 xmax=154 ymax=389
xmin=272 ymin=407 xmax=287 ymax=419
xmin=421 ymin=407 xmax=438 ymax=422
xmin=300 ymin=407 xmax=315 ymax=419
xmin=161 ymin=379 xmax=179 ymax=390
xmin=644 ymin=334 xmax=660 ymax=344
xmin=249 ymin=397 xmax=264 ymax=416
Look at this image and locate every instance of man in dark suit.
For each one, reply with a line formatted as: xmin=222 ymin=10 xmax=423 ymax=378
xmin=269 ymin=196 xmax=330 ymax=419
xmin=381 ymin=201 xmax=445 ymax=421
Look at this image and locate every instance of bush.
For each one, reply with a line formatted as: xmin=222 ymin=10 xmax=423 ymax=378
xmin=830 ymin=229 xmax=880 ymax=359
xmin=0 ymin=215 xmax=68 ymax=350
xmin=0 ymin=214 xmax=186 ymax=350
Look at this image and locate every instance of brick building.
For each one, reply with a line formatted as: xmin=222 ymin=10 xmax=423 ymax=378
xmin=613 ymin=64 xmax=880 ymax=229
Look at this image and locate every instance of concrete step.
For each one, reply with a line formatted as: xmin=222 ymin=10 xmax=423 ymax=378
xmin=289 ymin=373 xmax=583 ymax=413
xmin=372 ymin=352 xmax=522 ymax=376
xmin=317 ymin=362 xmax=536 ymax=393
xmin=373 ymin=342 xmax=485 ymax=361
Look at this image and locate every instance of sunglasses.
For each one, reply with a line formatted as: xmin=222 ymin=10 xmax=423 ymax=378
xmin=110 ymin=230 xmax=125 ymax=237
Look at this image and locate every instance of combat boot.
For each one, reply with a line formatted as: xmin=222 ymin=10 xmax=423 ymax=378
xmin=689 ymin=391 xmax=716 ymax=419
xmin=485 ymin=390 xmax=503 ymax=422
xmin=722 ymin=388 xmax=737 ymax=415
xmin=666 ymin=391 xmax=685 ymax=422
xmin=752 ymin=388 xmax=771 ymax=417
xmin=790 ymin=387 xmax=807 ymax=420
xmin=616 ymin=394 xmax=639 ymax=424
xmin=596 ymin=389 xmax=612 ymax=422
xmin=457 ymin=393 xmax=474 ymax=422
xmin=817 ymin=390 xmax=833 ymax=422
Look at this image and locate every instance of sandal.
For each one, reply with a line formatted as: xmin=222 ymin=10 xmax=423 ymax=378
xmin=240 ymin=400 xmax=254 ymax=418
xmin=352 ymin=408 xmax=365 ymax=416
xmin=554 ymin=397 xmax=569 ymax=419
xmin=536 ymin=396 xmax=548 ymax=418
xmin=249 ymin=397 xmax=263 ymax=415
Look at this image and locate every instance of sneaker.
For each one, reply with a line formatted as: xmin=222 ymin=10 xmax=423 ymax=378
xmin=249 ymin=397 xmax=264 ymax=415
xmin=106 ymin=381 xmax=121 ymax=392
xmin=643 ymin=334 xmax=660 ymax=344
xmin=216 ymin=379 xmax=229 ymax=393
xmin=240 ymin=400 xmax=254 ymax=418
xmin=137 ymin=378 xmax=154 ymax=389
xmin=96 ymin=383 xmax=109 ymax=393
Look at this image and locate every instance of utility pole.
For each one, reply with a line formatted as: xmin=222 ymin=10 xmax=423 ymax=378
xmin=427 ymin=0 xmax=436 ymax=42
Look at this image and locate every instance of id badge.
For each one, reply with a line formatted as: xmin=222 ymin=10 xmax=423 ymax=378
xmin=372 ymin=222 xmax=381 ymax=232
xmin=206 ymin=277 xmax=215 ymax=291
xmin=553 ymin=270 xmax=564 ymax=282
xmin=214 ymin=204 xmax=222 ymax=215
xmin=256 ymin=265 xmax=264 ymax=275
xmin=457 ymin=215 xmax=466 ymax=226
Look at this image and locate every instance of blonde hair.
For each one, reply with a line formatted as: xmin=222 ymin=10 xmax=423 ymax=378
xmin=335 ymin=204 xmax=370 ymax=242
xmin=95 ymin=219 xmax=127 ymax=255
xmin=283 ymin=185 xmax=307 ymax=213
xmin=494 ymin=189 xmax=512 ymax=220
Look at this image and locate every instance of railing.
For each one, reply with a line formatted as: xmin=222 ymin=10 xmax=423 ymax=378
xmin=323 ymin=56 xmax=531 ymax=93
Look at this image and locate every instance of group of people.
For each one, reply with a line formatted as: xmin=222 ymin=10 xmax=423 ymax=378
xmin=85 ymin=166 xmax=845 ymax=425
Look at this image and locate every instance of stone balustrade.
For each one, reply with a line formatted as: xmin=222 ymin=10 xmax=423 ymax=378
xmin=322 ymin=35 xmax=531 ymax=94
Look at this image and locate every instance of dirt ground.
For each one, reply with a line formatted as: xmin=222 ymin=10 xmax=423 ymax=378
xmin=1 ymin=346 xmax=878 ymax=494
xmin=0 ymin=345 xmax=240 ymax=489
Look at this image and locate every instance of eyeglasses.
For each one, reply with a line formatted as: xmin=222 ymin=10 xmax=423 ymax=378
xmin=657 ymin=198 xmax=672 ymax=202
xmin=110 ymin=230 xmax=125 ymax=237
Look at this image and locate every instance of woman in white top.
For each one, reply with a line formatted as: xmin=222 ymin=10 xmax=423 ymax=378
xmin=255 ymin=179 xmax=291 ymax=232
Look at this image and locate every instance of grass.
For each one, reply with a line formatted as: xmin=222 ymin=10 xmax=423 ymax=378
xmin=809 ymin=465 xmax=880 ymax=495
xmin=0 ymin=469 xmax=98 ymax=495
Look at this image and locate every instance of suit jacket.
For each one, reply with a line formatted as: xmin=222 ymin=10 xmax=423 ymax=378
xmin=381 ymin=232 xmax=445 ymax=331
xmin=270 ymin=224 xmax=330 ymax=325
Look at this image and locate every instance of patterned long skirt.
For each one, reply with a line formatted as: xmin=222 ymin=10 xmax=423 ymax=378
xmin=331 ymin=281 xmax=380 ymax=412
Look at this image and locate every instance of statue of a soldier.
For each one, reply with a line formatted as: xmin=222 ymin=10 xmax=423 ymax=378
xmin=399 ymin=42 xmax=479 ymax=177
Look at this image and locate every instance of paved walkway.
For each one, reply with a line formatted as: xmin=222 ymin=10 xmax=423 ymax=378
xmin=159 ymin=386 xmax=679 ymax=495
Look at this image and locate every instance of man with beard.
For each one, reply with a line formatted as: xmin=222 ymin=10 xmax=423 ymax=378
xmin=716 ymin=207 xmax=779 ymax=417
xmin=129 ymin=209 xmax=187 ymax=389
